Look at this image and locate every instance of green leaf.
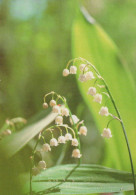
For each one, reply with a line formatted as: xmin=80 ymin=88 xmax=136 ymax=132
xmin=23 ymin=164 xmax=135 ymax=194
xmin=0 ymin=111 xmax=57 ymax=158
xmin=72 ymin=7 xmax=136 ymax=170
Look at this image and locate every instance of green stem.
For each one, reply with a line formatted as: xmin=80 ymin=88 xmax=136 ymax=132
xmin=104 ymin=82 xmax=136 ymax=195
xmin=80 ymin=58 xmax=136 ymax=194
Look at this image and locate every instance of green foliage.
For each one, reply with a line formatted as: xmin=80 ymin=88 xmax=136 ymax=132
xmin=0 ymin=110 xmax=57 ymax=158
xmin=23 ymin=164 xmax=135 ymax=194
xmin=72 ymin=7 xmax=136 ymax=170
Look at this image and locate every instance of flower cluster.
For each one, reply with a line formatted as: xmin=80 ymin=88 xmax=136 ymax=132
xmin=31 ymin=91 xmax=87 ymax=176
xmin=62 ymin=58 xmax=121 ymax=139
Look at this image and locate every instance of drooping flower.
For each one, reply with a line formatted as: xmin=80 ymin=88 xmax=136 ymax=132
xmin=87 ymin=87 xmax=96 ymax=96
xmin=72 ymin=138 xmax=79 ymax=146
xmin=79 ymin=74 xmax=86 ymax=82
xmin=85 ymin=71 xmax=95 ymax=81
xmin=65 ymin=133 xmax=72 ymax=141
xmin=50 ymin=138 xmax=58 ymax=146
xmin=79 ymin=126 xmax=87 ymax=136
xmin=42 ymin=143 xmax=51 ymax=152
xmin=43 ymin=102 xmax=48 ymax=109
xmin=55 ymin=116 xmax=63 ymax=125
xmin=50 ymin=100 xmax=56 ymax=107
xmin=79 ymin=64 xmax=88 ymax=72
xmin=53 ymin=105 xmax=60 ymax=114
xmin=70 ymin=66 xmax=77 ymax=74
xmin=32 ymin=167 xmax=40 ymax=176
xmin=101 ymin=128 xmax=112 ymax=138
xmin=70 ymin=115 xmax=79 ymax=125
xmin=63 ymin=69 xmax=69 ymax=77
xmin=61 ymin=107 xmax=69 ymax=117
xmin=94 ymin=93 xmax=102 ymax=104
xmin=58 ymin=136 xmax=66 ymax=144
xmin=38 ymin=161 xmax=46 ymax=170
xmin=99 ymin=106 xmax=109 ymax=116
xmin=72 ymin=149 xmax=82 ymax=158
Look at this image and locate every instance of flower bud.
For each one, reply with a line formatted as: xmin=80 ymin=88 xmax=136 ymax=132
xmin=79 ymin=74 xmax=86 ymax=82
xmin=70 ymin=66 xmax=77 ymax=74
xmin=87 ymin=87 xmax=96 ymax=96
xmin=43 ymin=102 xmax=48 ymax=109
xmin=65 ymin=133 xmax=72 ymax=141
xmin=70 ymin=115 xmax=79 ymax=125
xmin=32 ymin=167 xmax=40 ymax=176
xmin=72 ymin=149 xmax=82 ymax=158
xmin=50 ymin=138 xmax=58 ymax=146
xmin=94 ymin=93 xmax=102 ymax=104
xmin=53 ymin=105 xmax=60 ymax=114
xmin=79 ymin=126 xmax=87 ymax=136
xmin=63 ymin=69 xmax=69 ymax=77
xmin=38 ymin=160 xmax=46 ymax=170
xmin=58 ymin=136 xmax=66 ymax=144
xmin=99 ymin=106 xmax=109 ymax=116
xmin=61 ymin=107 xmax=69 ymax=117
xmin=101 ymin=128 xmax=112 ymax=138
xmin=50 ymin=100 xmax=56 ymax=107
xmin=55 ymin=116 xmax=63 ymax=125
xmin=42 ymin=143 xmax=51 ymax=152
xmin=72 ymin=138 xmax=78 ymax=146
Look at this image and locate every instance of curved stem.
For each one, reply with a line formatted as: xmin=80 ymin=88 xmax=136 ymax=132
xmin=79 ymin=57 xmax=136 ymax=194
xmin=104 ymin=82 xmax=136 ymax=194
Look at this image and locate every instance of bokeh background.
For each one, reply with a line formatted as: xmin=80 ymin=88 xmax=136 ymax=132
xmin=0 ymin=0 xmax=136 ymax=194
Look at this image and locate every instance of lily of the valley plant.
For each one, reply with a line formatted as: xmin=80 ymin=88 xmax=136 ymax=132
xmin=63 ymin=57 xmax=136 ymax=195
xmin=29 ymin=91 xmax=87 ymax=194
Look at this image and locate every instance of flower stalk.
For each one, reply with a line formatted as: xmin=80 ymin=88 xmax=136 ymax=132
xmin=63 ymin=57 xmax=136 ymax=194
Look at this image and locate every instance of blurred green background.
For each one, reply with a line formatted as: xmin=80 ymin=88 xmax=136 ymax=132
xmin=0 ymin=0 xmax=136 ymax=194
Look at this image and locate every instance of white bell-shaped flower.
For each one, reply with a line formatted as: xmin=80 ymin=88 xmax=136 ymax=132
xmin=87 ymin=87 xmax=96 ymax=96
xmin=99 ymin=106 xmax=109 ymax=116
xmin=63 ymin=69 xmax=69 ymax=77
xmin=70 ymin=66 xmax=77 ymax=74
xmin=101 ymin=128 xmax=112 ymax=139
xmin=79 ymin=126 xmax=87 ymax=136
xmin=94 ymin=93 xmax=102 ymax=104
xmin=50 ymin=138 xmax=58 ymax=146
xmin=72 ymin=149 xmax=82 ymax=158
xmin=58 ymin=136 xmax=66 ymax=144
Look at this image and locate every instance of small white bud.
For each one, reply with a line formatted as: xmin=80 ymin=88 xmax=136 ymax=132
xmin=72 ymin=149 xmax=82 ymax=158
xmin=42 ymin=143 xmax=51 ymax=152
xmin=85 ymin=71 xmax=95 ymax=81
xmin=61 ymin=107 xmax=69 ymax=117
xmin=101 ymin=128 xmax=112 ymax=139
xmin=58 ymin=136 xmax=66 ymax=144
xmin=32 ymin=167 xmax=40 ymax=176
xmin=65 ymin=133 xmax=72 ymax=141
xmin=38 ymin=160 xmax=46 ymax=170
xmin=52 ymin=105 xmax=60 ymax=114
xmin=99 ymin=106 xmax=109 ymax=116
xmin=87 ymin=87 xmax=96 ymax=96
xmin=50 ymin=100 xmax=56 ymax=107
xmin=70 ymin=66 xmax=77 ymax=74
xmin=70 ymin=115 xmax=79 ymax=125
xmin=79 ymin=126 xmax=87 ymax=136
xmin=94 ymin=93 xmax=102 ymax=104
xmin=43 ymin=102 xmax=48 ymax=109
xmin=79 ymin=64 xmax=88 ymax=72
xmin=55 ymin=115 xmax=63 ymax=125
xmin=78 ymin=74 xmax=86 ymax=82
xmin=63 ymin=69 xmax=69 ymax=77
xmin=50 ymin=138 xmax=58 ymax=146
xmin=72 ymin=138 xmax=78 ymax=146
